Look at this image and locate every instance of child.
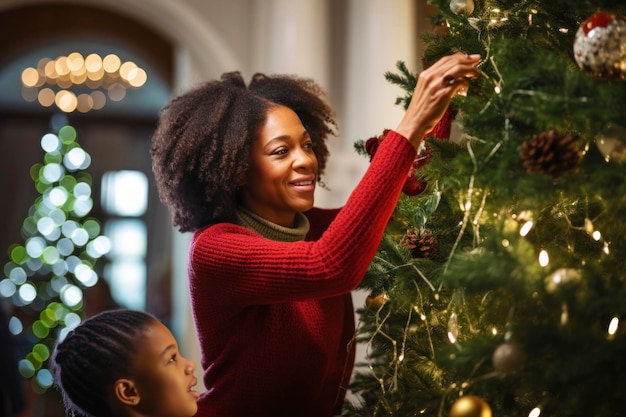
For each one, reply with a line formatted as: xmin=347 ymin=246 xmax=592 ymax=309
xmin=50 ymin=309 xmax=200 ymax=417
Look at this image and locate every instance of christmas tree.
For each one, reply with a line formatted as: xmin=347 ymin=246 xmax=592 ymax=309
xmin=0 ymin=117 xmax=110 ymax=393
xmin=347 ymin=1 xmax=626 ymax=416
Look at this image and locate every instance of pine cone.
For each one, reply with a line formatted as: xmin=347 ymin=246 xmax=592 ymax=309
xmin=520 ymin=129 xmax=581 ymax=181
xmin=399 ymin=228 xmax=439 ymax=260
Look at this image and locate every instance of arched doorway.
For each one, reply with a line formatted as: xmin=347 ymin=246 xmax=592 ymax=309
xmin=0 ymin=4 xmax=175 ymax=414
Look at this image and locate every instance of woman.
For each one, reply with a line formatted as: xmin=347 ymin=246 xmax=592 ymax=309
xmin=151 ymin=52 xmax=480 ymax=417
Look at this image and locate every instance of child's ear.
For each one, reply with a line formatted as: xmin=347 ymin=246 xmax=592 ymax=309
xmin=113 ymin=379 xmax=141 ymax=406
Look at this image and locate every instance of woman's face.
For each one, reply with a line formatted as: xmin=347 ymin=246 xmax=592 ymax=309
xmin=240 ymin=104 xmax=318 ymax=227
xmin=128 ymin=321 xmax=199 ymax=417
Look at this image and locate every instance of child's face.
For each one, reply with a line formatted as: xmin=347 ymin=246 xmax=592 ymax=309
xmin=130 ymin=320 xmax=200 ymax=417
xmin=240 ymin=104 xmax=318 ymax=227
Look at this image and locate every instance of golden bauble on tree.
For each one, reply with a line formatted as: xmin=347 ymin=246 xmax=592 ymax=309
xmin=449 ymin=395 xmax=492 ymax=417
xmin=365 ymin=293 xmax=387 ymax=309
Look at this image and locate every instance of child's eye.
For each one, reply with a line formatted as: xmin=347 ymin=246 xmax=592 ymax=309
xmin=169 ymin=354 xmax=178 ymax=363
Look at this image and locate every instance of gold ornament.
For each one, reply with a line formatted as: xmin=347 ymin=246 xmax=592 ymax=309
xmin=365 ymin=293 xmax=387 ymax=309
xmin=449 ymin=395 xmax=492 ymax=417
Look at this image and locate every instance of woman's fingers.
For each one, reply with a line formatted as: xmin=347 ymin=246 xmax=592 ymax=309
xmin=395 ymin=52 xmax=480 ymax=147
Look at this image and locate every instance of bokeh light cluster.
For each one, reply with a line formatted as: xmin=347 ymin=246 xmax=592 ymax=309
xmin=0 ymin=124 xmax=110 ymax=392
xmin=21 ymin=52 xmax=147 ymax=113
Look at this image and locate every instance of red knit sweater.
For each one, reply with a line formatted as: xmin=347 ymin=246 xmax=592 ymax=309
xmin=189 ymin=130 xmax=416 ymax=417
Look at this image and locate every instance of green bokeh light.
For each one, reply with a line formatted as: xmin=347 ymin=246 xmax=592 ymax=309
xmin=10 ymin=245 xmax=28 ymax=264
xmin=32 ymin=319 xmax=51 ymax=339
xmin=58 ymin=125 xmax=77 ymax=144
xmin=32 ymin=344 xmax=51 ymax=362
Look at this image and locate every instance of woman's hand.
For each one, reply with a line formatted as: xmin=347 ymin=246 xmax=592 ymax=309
xmin=395 ymin=52 xmax=481 ymax=149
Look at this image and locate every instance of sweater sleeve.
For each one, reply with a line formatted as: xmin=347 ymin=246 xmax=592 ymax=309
xmin=190 ymin=130 xmax=416 ymax=305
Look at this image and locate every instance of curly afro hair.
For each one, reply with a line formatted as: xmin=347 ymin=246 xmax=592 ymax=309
xmin=151 ymin=71 xmax=338 ymax=233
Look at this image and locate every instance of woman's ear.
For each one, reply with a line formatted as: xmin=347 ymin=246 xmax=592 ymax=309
xmin=113 ymin=379 xmax=141 ymax=407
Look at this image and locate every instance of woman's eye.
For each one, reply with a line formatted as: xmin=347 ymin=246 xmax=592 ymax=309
xmin=272 ymin=148 xmax=288 ymax=155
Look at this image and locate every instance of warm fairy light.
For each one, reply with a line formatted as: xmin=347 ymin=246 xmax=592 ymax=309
xmin=603 ymin=242 xmax=610 ymax=255
xmin=102 ymin=54 xmax=122 ymax=73
xmin=608 ymin=316 xmax=619 ymax=337
xmin=448 ymin=313 xmax=459 ymax=343
xmin=21 ymin=67 xmax=40 ymax=87
xmin=538 ymin=250 xmax=549 ymax=267
xmin=55 ymin=90 xmax=78 ymax=113
xmin=592 ymin=231 xmax=601 ymax=241
xmin=491 ymin=327 xmax=498 ymax=335
xmin=520 ymin=220 xmax=534 ymax=237
xmin=85 ymin=53 xmax=103 ymax=73
xmin=501 ymin=239 xmax=509 ymax=247
xmin=21 ymin=52 xmax=147 ymax=113
xmin=494 ymin=85 xmax=502 ymax=94
xmin=66 ymin=52 xmax=84 ymax=72
xmin=561 ymin=303 xmax=569 ymax=326
xmin=76 ymin=94 xmax=94 ymax=113
xmin=529 ymin=407 xmax=541 ymax=417
xmin=38 ymin=88 xmax=55 ymax=107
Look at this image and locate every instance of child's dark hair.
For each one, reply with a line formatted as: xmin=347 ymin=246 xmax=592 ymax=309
xmin=51 ymin=309 xmax=158 ymax=417
xmin=150 ymin=71 xmax=338 ymax=233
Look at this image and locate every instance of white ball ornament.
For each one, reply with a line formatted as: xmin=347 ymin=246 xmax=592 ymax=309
xmin=573 ymin=12 xmax=626 ymax=79
xmin=449 ymin=0 xmax=474 ymax=16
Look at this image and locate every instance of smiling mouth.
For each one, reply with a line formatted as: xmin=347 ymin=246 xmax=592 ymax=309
xmin=188 ymin=378 xmax=198 ymax=392
xmin=292 ymin=180 xmax=314 ymax=186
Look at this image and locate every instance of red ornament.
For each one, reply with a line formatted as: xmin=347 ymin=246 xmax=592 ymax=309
xmin=402 ymin=172 xmax=427 ymax=196
xmin=581 ymin=11 xmax=615 ymax=35
xmin=364 ymin=128 xmax=430 ymax=196
xmin=402 ymin=154 xmax=429 ymax=196
xmin=427 ymin=107 xmax=457 ymax=140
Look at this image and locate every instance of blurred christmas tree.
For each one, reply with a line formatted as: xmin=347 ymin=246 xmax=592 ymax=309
xmin=0 ymin=117 xmax=110 ymax=393
xmin=347 ymin=1 xmax=626 ymax=416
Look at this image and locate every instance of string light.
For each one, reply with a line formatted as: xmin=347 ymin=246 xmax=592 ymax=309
xmin=608 ymin=316 xmax=619 ymax=340
xmin=519 ymin=220 xmax=534 ymax=237
xmin=21 ymin=52 xmax=147 ymax=113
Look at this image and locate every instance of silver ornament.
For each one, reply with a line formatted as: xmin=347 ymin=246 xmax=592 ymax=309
xmin=492 ymin=341 xmax=525 ymax=373
xmin=595 ymin=124 xmax=626 ymax=163
xmin=545 ymin=268 xmax=582 ymax=293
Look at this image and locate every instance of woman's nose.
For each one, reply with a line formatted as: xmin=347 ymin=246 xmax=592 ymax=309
xmin=293 ymin=147 xmax=317 ymax=169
